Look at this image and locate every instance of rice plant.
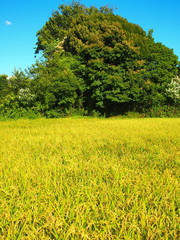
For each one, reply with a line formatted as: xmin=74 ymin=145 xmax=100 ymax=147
xmin=0 ymin=118 xmax=179 ymax=239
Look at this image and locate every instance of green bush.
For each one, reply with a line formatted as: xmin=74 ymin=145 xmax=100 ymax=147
xmin=0 ymin=108 xmax=42 ymax=121
xmin=143 ymin=105 xmax=180 ymax=118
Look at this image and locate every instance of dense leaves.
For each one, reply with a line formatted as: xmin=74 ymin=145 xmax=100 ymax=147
xmin=1 ymin=2 xmax=179 ymax=118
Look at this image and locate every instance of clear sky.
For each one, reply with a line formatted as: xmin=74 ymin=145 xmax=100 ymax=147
xmin=0 ymin=0 xmax=180 ymax=76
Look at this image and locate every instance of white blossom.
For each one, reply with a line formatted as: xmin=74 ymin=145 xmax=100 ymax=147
xmin=18 ymin=88 xmax=35 ymax=101
xmin=166 ymin=76 xmax=180 ymax=103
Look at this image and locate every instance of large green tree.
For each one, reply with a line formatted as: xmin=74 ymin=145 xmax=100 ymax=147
xmin=34 ymin=1 xmax=179 ymax=115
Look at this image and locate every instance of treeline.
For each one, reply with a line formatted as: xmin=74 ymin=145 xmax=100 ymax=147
xmin=0 ymin=2 xmax=180 ymax=119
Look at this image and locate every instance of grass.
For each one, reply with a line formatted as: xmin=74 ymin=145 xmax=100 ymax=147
xmin=0 ymin=118 xmax=179 ymax=239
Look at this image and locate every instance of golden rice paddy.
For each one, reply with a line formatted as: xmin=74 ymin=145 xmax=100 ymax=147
xmin=0 ymin=118 xmax=179 ymax=239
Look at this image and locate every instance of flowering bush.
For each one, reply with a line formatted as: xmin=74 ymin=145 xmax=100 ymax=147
xmin=166 ymin=76 xmax=180 ymax=103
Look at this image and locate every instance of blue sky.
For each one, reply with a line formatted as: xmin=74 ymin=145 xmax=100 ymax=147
xmin=0 ymin=0 xmax=180 ymax=76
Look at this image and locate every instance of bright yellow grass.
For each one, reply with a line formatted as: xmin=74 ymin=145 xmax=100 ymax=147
xmin=0 ymin=118 xmax=179 ymax=239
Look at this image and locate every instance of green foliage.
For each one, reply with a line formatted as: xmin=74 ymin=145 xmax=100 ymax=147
xmin=29 ymin=53 xmax=84 ymax=114
xmin=0 ymin=75 xmax=9 ymax=98
xmin=34 ymin=1 xmax=178 ymax=115
xmin=0 ymin=108 xmax=42 ymax=121
xmin=1 ymin=1 xmax=179 ymax=118
xmin=0 ymin=70 xmax=35 ymax=116
xmin=143 ymin=105 xmax=180 ymax=118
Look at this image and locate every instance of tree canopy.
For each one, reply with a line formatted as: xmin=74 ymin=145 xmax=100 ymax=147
xmin=1 ymin=2 xmax=179 ymax=118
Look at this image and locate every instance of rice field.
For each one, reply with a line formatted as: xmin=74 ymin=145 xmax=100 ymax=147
xmin=0 ymin=118 xmax=179 ymax=239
